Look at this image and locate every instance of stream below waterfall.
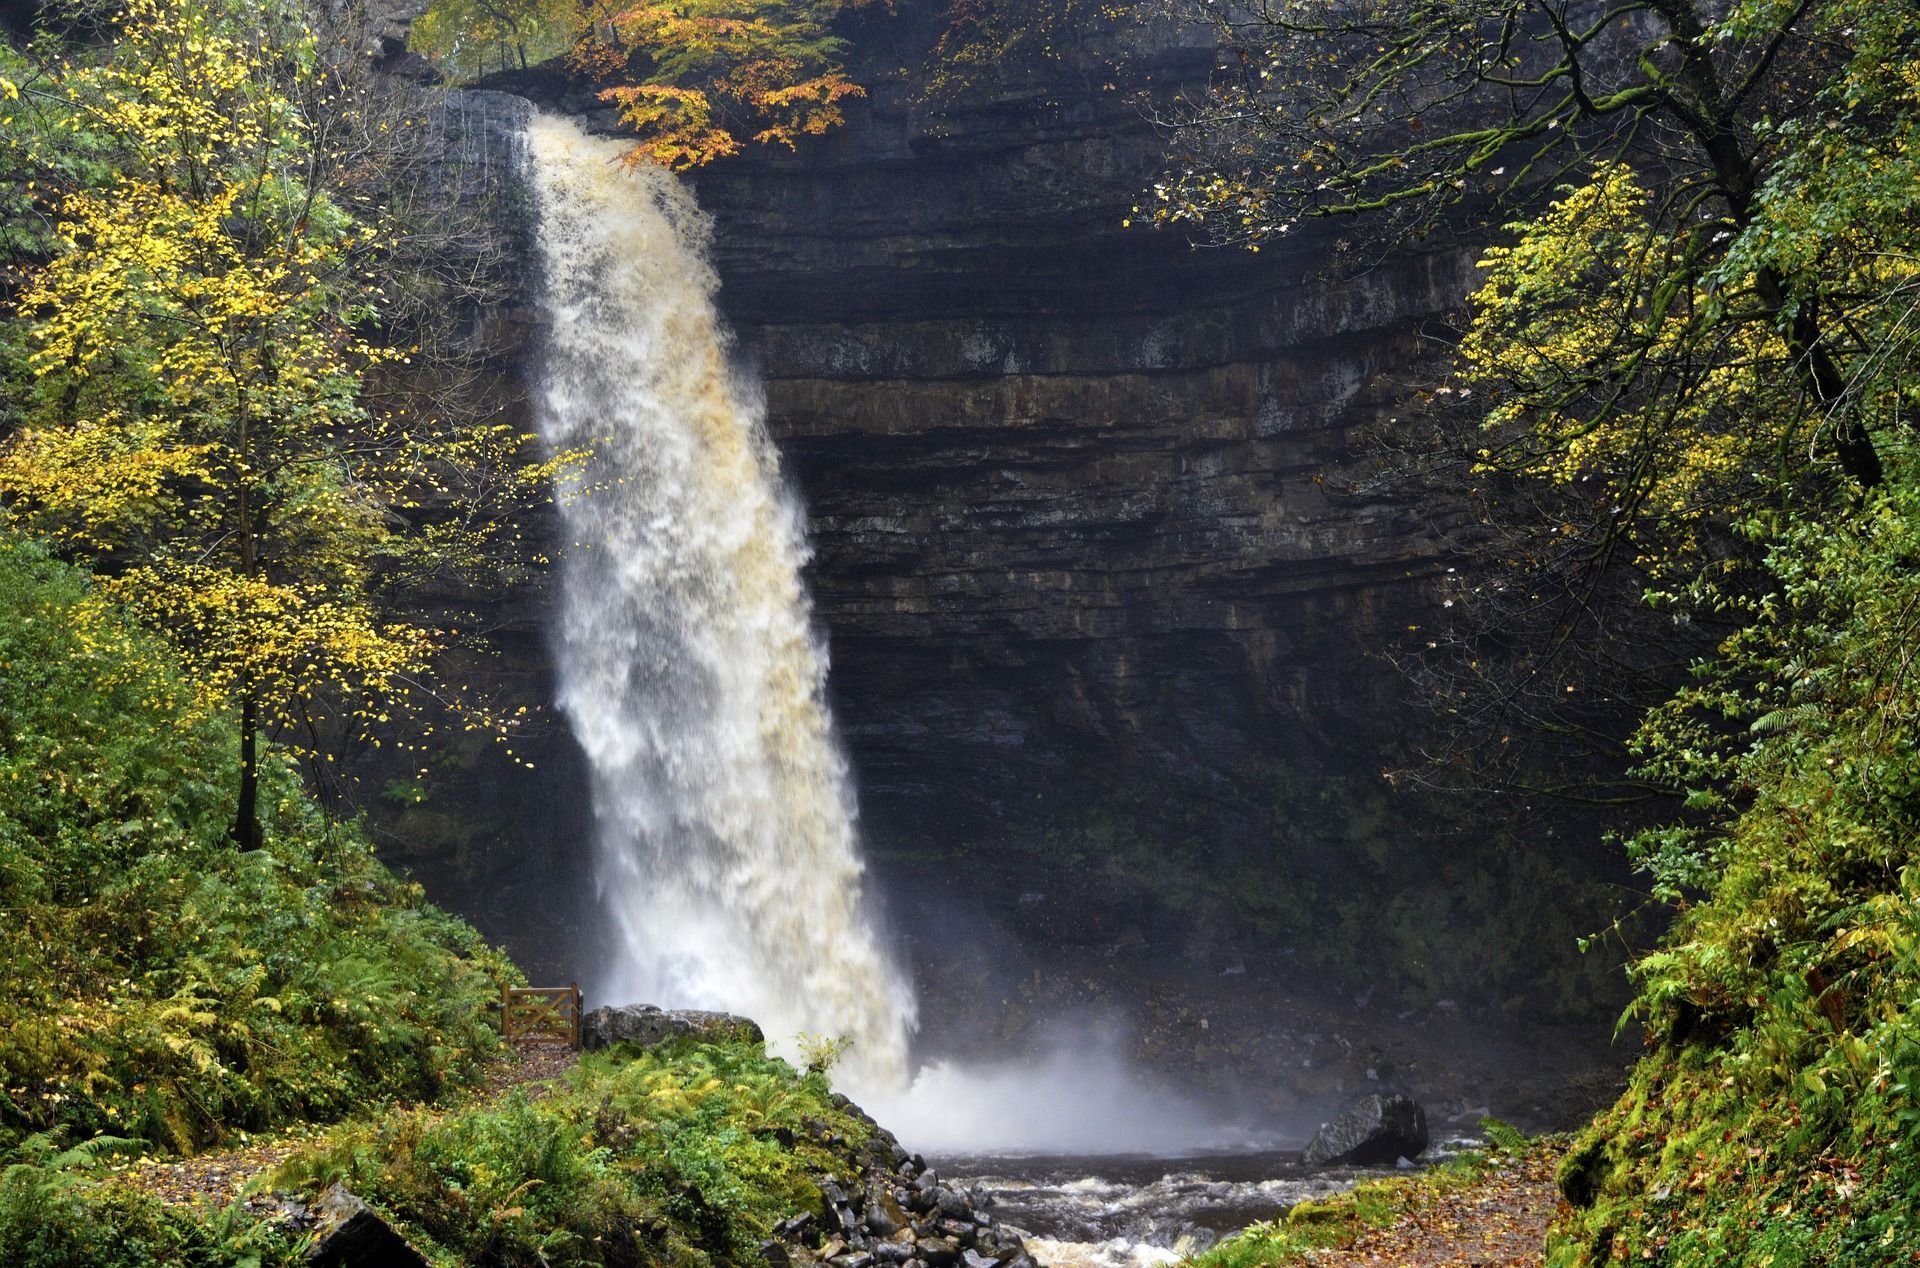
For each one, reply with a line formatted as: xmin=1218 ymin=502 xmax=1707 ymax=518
xmin=935 ymin=1152 xmax=1389 ymax=1268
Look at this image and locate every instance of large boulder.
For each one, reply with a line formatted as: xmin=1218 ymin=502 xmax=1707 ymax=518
xmin=1301 ymin=1093 xmax=1430 ymax=1166
xmin=579 ymin=1003 xmax=764 ymax=1051
xmin=305 ymin=1182 xmax=429 ymax=1267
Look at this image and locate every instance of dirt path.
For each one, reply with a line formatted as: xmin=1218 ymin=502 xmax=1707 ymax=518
xmin=1307 ymin=1148 xmax=1563 ymax=1267
xmin=109 ymin=1045 xmax=579 ymax=1208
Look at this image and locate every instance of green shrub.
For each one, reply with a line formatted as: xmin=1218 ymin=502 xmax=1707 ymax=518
xmin=0 ymin=536 xmax=516 ymax=1160
xmin=0 ymin=1133 xmax=301 ymax=1268
xmin=275 ymin=1041 xmax=872 ymax=1267
xmin=1550 ymin=458 xmax=1920 ymax=1262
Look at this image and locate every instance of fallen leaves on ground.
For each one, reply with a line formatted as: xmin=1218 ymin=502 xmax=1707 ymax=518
xmin=108 ymin=1043 xmax=581 ymax=1208
xmin=1307 ymin=1147 xmax=1562 ymax=1267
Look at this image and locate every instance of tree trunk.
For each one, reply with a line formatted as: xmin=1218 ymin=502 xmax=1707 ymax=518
xmin=1651 ymin=0 xmax=1884 ymax=487
xmin=234 ymin=691 xmax=263 ymax=851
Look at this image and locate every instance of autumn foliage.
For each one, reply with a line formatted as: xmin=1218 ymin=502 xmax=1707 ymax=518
xmin=0 ymin=0 xmax=572 ymax=849
xmin=571 ymin=0 xmax=872 ymax=169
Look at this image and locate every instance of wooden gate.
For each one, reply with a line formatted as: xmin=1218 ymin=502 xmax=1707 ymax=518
xmin=502 ymin=984 xmax=582 ymax=1048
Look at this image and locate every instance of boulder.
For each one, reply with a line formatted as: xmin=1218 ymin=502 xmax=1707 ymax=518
xmin=305 ymin=1182 xmax=429 ymax=1267
xmin=1301 ymin=1093 xmax=1430 ymax=1166
xmin=579 ymin=1003 xmax=764 ymax=1051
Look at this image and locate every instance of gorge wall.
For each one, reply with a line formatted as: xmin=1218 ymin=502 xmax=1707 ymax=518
xmin=679 ymin=6 xmax=1515 ymax=1008
xmin=363 ymin=3 xmax=1633 ymax=1090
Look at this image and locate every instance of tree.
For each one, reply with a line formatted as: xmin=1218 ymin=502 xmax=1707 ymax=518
xmin=410 ymin=0 xmax=579 ymax=78
xmin=0 ymin=0 xmax=568 ymax=849
xmin=1147 ymin=0 xmax=1918 ymax=822
xmin=570 ymin=0 xmax=872 ymax=168
xmin=1157 ymin=0 xmax=1918 ymax=506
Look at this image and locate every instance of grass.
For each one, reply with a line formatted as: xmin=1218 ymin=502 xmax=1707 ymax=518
xmin=1187 ymin=1125 xmax=1552 ymax=1267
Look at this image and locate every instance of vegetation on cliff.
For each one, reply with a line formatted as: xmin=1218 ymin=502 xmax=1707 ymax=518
xmin=0 ymin=535 xmax=514 ymax=1160
xmin=1167 ymin=0 xmax=1920 ymax=1257
xmin=0 ymin=0 xmax=570 ymax=851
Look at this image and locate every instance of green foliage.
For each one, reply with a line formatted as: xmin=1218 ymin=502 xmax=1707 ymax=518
xmin=411 ymin=0 xmax=579 ymax=78
xmin=0 ymin=1131 xmax=302 ymax=1268
xmin=274 ymin=1040 xmax=871 ymax=1267
xmin=0 ymin=535 xmax=514 ymax=1161
xmin=1550 ymin=456 xmax=1920 ymax=1263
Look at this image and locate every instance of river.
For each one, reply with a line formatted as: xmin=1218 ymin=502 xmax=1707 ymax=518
xmin=936 ymin=1150 xmax=1397 ymax=1267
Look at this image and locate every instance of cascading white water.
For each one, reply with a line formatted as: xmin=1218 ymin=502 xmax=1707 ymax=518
xmin=526 ymin=114 xmax=915 ymax=1090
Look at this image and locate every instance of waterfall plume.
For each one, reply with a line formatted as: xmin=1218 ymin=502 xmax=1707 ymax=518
xmin=526 ymin=114 xmax=915 ymax=1090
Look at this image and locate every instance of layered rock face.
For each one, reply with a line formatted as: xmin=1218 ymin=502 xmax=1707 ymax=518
xmin=680 ymin=6 xmax=1481 ymax=982
xmin=375 ymin=6 xmax=1631 ymax=1056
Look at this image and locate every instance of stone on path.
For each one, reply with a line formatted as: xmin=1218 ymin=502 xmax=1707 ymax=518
xmin=1303 ymin=1093 xmax=1430 ymax=1166
xmin=306 ymin=1182 xmax=429 ymax=1267
xmin=579 ymin=1003 xmax=764 ymax=1051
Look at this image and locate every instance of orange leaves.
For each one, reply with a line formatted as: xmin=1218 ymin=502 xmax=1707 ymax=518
xmin=750 ymin=72 xmax=865 ymax=148
xmin=572 ymin=0 xmax=867 ymax=169
xmin=597 ymin=82 xmax=743 ymax=169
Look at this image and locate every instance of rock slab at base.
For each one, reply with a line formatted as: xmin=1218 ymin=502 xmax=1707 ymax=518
xmin=306 ymin=1182 xmax=429 ymax=1267
xmin=1302 ymin=1093 xmax=1430 ymax=1166
xmin=580 ymin=1003 xmax=764 ymax=1051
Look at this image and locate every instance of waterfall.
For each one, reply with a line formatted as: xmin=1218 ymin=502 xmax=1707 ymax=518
xmin=525 ymin=114 xmax=915 ymax=1090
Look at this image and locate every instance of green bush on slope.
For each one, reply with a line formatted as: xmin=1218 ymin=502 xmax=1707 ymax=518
xmin=0 ymin=1132 xmax=302 ymax=1268
xmin=1550 ymin=463 xmax=1920 ymax=1264
xmin=274 ymin=1040 xmax=875 ymax=1268
xmin=0 ymin=535 xmax=515 ymax=1161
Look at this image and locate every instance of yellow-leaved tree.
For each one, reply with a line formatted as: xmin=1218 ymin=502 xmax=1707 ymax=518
xmin=0 ymin=0 xmax=570 ymax=849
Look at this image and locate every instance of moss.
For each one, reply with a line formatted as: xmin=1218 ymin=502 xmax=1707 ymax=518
xmin=1187 ymin=1134 xmax=1551 ymax=1267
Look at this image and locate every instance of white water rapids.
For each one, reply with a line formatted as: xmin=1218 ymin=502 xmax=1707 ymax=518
xmin=527 ymin=115 xmax=915 ymax=1091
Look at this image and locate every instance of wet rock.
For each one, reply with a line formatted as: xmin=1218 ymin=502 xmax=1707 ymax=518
xmin=579 ymin=1003 xmax=763 ymax=1050
xmin=1302 ymin=1092 xmax=1431 ymax=1166
xmin=865 ymin=1177 xmax=909 ymax=1236
xmin=917 ymin=1236 xmax=962 ymax=1267
xmin=774 ymin=1211 xmax=821 ymax=1247
xmin=305 ymin=1182 xmax=429 ymax=1267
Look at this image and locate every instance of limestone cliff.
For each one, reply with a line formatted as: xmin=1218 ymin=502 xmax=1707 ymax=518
xmin=684 ymin=7 xmax=1491 ymax=979
xmin=368 ymin=3 xmax=1630 ymax=1044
